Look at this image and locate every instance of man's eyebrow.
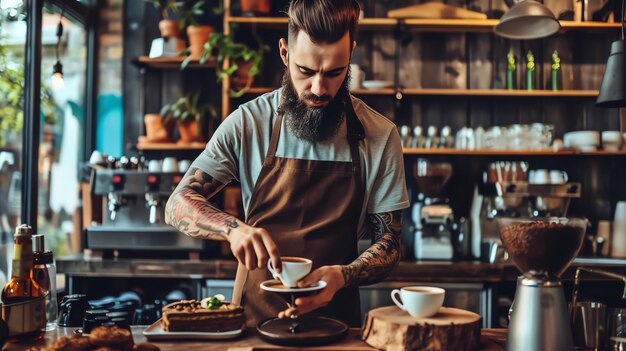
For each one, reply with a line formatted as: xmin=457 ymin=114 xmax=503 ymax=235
xmin=295 ymin=64 xmax=347 ymax=74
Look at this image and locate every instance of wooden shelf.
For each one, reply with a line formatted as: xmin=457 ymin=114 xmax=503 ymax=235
xmin=403 ymin=148 xmax=626 ymax=156
xmin=227 ymin=17 xmax=621 ymax=32
xmin=134 ymin=56 xmax=216 ymax=69
xmin=136 ymin=142 xmax=205 ymax=151
xmin=240 ymin=87 xmax=599 ymax=97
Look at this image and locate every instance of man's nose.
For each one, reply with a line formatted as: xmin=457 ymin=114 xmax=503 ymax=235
xmin=310 ymin=75 xmax=327 ymax=97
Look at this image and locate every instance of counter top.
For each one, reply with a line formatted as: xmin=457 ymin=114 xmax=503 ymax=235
xmin=1 ymin=326 xmax=507 ymax=351
xmin=56 ymin=255 xmax=626 ymax=282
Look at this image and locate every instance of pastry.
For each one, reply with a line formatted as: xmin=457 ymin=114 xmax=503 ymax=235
xmin=46 ymin=334 xmax=92 ymax=351
xmin=161 ymin=299 xmax=245 ymax=332
xmin=88 ymin=326 xmax=133 ymax=351
xmin=132 ymin=343 xmax=161 ymax=351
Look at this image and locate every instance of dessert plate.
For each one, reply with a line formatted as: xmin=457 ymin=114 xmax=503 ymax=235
xmin=142 ymin=319 xmax=242 ymax=340
xmin=260 ymin=279 xmax=327 ymax=293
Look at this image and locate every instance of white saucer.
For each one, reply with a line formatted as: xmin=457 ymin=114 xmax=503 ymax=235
xmin=362 ymin=80 xmax=394 ymax=89
xmin=260 ymin=279 xmax=327 ymax=293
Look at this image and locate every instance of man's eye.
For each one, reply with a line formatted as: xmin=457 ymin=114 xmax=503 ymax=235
xmin=325 ymin=71 xmax=342 ymax=77
xmin=300 ymin=70 xmax=315 ymax=76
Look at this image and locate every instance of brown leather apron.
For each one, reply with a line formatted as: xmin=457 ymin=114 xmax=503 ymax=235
xmin=234 ymin=99 xmax=365 ymax=328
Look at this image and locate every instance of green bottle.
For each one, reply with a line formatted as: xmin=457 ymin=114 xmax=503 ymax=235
xmin=526 ymin=50 xmax=535 ymax=91
xmin=551 ymin=50 xmax=561 ymax=91
xmin=507 ymin=50 xmax=516 ymax=90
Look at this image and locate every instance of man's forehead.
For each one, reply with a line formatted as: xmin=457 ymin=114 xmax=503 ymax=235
xmin=290 ymin=30 xmax=352 ymax=60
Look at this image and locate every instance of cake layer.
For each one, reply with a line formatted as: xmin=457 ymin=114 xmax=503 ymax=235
xmin=161 ymin=299 xmax=245 ymax=332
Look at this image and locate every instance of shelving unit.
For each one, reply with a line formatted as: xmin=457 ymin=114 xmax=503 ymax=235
xmin=402 ymin=149 xmax=626 ymax=156
xmin=134 ymin=56 xmax=216 ymax=69
xmin=136 ymin=142 xmax=206 ymax=151
xmin=242 ymin=87 xmax=600 ymax=97
xmin=227 ymin=17 xmax=621 ymax=33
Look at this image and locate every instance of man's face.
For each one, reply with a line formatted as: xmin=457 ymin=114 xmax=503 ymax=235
xmin=282 ymin=30 xmax=352 ymax=106
xmin=278 ymin=31 xmax=353 ymax=142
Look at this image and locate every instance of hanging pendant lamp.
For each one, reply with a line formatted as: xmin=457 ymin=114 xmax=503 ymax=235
xmin=494 ymin=0 xmax=561 ymax=40
xmin=596 ymin=0 xmax=626 ymax=108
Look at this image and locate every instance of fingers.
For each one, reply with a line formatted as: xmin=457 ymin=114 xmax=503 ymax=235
xmin=251 ymin=235 xmax=269 ymax=269
xmin=278 ymin=307 xmax=297 ymax=319
xmin=297 ymin=267 xmax=324 ymax=288
xmin=244 ymin=240 xmax=257 ymax=270
xmin=261 ymin=230 xmax=281 ymax=273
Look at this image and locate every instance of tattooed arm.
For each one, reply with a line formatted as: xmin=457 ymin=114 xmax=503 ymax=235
xmin=165 ymin=167 xmax=281 ymax=270
xmin=341 ymin=210 xmax=402 ymax=287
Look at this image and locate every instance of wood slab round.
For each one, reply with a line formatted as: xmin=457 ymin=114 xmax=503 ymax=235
xmin=362 ymin=306 xmax=481 ymax=351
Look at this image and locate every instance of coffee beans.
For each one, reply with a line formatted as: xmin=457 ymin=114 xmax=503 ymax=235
xmin=501 ymin=221 xmax=584 ymax=277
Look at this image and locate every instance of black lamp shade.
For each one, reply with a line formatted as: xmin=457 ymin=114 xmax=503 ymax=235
xmin=494 ymin=0 xmax=561 ymax=40
xmin=596 ymin=40 xmax=626 ymax=108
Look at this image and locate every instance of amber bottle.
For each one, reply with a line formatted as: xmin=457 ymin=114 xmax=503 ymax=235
xmin=1 ymin=224 xmax=46 ymax=342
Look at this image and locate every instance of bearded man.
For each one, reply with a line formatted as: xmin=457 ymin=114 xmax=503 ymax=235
xmin=165 ymin=0 xmax=409 ymax=327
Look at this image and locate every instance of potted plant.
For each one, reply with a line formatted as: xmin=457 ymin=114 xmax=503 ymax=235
xmin=145 ymin=0 xmax=184 ymax=38
xmin=140 ymin=113 xmax=174 ymax=143
xmin=179 ymin=1 xmax=221 ymax=60
xmin=0 ymin=41 xmax=58 ymax=146
xmin=160 ymin=92 xmax=216 ymax=143
xmin=240 ymin=0 xmax=271 ymax=16
xmin=182 ymin=32 xmax=267 ymax=97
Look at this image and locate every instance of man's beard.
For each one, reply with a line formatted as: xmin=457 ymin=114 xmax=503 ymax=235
xmin=279 ymin=68 xmax=350 ymax=142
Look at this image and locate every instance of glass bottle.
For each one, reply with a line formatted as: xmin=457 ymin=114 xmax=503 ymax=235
xmin=0 ymin=225 xmax=46 ymax=342
xmin=32 ymin=234 xmax=57 ymax=331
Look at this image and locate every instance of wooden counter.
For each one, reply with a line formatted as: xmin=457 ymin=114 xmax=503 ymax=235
xmin=1 ymin=327 xmax=507 ymax=351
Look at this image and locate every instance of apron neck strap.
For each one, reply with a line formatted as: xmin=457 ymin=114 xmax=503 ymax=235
xmin=265 ymin=96 xmax=365 ymax=166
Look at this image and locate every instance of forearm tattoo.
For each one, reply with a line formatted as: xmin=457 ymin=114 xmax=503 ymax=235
xmin=341 ymin=210 xmax=402 ymax=287
xmin=164 ymin=167 xmax=238 ymax=240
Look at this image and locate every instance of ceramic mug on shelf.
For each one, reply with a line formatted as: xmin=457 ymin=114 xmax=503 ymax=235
xmin=267 ymin=257 xmax=312 ymax=288
xmin=162 ymin=157 xmax=179 ymax=173
xmin=529 ymin=169 xmax=550 ymax=184
xmin=390 ymin=286 xmax=445 ymax=318
xmin=549 ymin=170 xmax=568 ymax=184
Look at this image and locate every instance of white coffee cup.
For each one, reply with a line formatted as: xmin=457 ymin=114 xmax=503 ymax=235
xmin=349 ymin=64 xmax=365 ymax=90
xmin=549 ymin=170 xmax=568 ymax=184
xmin=178 ymin=159 xmax=191 ymax=173
xmin=391 ymin=286 xmax=445 ymax=318
xmin=267 ymin=257 xmax=312 ymax=288
xmin=162 ymin=157 xmax=179 ymax=173
xmin=89 ymin=150 xmax=104 ymax=165
xmin=529 ymin=169 xmax=550 ymax=184
xmin=147 ymin=159 xmax=162 ymax=173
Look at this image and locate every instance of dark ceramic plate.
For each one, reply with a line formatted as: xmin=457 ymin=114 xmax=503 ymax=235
xmin=257 ymin=316 xmax=348 ymax=346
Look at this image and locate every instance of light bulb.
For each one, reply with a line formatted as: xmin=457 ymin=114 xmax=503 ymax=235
xmin=51 ymin=72 xmax=64 ymax=89
xmin=51 ymin=61 xmax=64 ymax=90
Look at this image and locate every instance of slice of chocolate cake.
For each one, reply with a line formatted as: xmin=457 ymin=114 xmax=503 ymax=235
xmin=161 ymin=300 xmax=245 ymax=333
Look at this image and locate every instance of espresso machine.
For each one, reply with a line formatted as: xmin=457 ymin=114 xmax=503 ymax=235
xmin=497 ymin=217 xmax=587 ymax=351
xmin=470 ymin=163 xmax=581 ymax=260
xmin=86 ymin=167 xmax=203 ymax=254
xmin=411 ymin=159 xmax=455 ymax=260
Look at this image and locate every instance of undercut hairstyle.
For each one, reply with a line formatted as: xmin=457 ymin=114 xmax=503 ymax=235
xmin=287 ymin=0 xmax=360 ymax=47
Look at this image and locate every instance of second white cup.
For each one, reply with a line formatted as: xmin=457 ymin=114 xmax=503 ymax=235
xmin=267 ymin=257 xmax=312 ymax=288
xmin=391 ymin=286 xmax=445 ymax=318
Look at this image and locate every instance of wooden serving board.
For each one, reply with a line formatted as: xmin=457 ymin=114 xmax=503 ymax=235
xmin=362 ymin=306 xmax=481 ymax=351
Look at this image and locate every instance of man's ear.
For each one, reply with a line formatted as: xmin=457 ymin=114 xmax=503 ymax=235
xmin=279 ymin=38 xmax=289 ymax=66
xmin=351 ymin=40 xmax=357 ymax=57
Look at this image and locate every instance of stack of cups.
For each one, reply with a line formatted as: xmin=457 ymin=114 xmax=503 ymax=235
xmin=612 ymin=201 xmax=626 ymax=258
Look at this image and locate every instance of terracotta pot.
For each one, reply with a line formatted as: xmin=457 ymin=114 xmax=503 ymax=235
xmin=240 ymin=0 xmax=271 ymax=15
xmin=187 ymin=25 xmax=216 ymax=60
xmin=233 ymin=60 xmax=255 ymax=88
xmin=178 ymin=120 xmax=203 ymax=143
xmin=143 ymin=114 xmax=172 ymax=142
xmin=159 ymin=19 xmax=181 ymax=38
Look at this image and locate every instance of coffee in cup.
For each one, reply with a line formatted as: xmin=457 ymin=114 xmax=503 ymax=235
xmin=391 ymin=286 xmax=445 ymax=318
xmin=267 ymin=257 xmax=312 ymax=288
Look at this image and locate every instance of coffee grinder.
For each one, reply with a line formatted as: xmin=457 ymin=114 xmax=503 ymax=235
xmin=497 ymin=217 xmax=587 ymax=351
xmin=411 ymin=159 xmax=455 ymax=260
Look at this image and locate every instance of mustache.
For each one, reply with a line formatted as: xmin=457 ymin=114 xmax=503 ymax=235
xmin=302 ymin=94 xmax=332 ymax=103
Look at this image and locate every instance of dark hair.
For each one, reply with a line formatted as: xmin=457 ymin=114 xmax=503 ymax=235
xmin=287 ymin=0 xmax=360 ymax=46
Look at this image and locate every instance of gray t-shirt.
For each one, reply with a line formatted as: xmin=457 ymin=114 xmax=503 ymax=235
xmin=192 ymin=88 xmax=409 ymax=238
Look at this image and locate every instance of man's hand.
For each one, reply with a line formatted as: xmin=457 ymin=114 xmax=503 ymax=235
xmin=229 ymin=224 xmax=282 ymax=272
xmin=278 ymin=265 xmax=345 ymax=318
